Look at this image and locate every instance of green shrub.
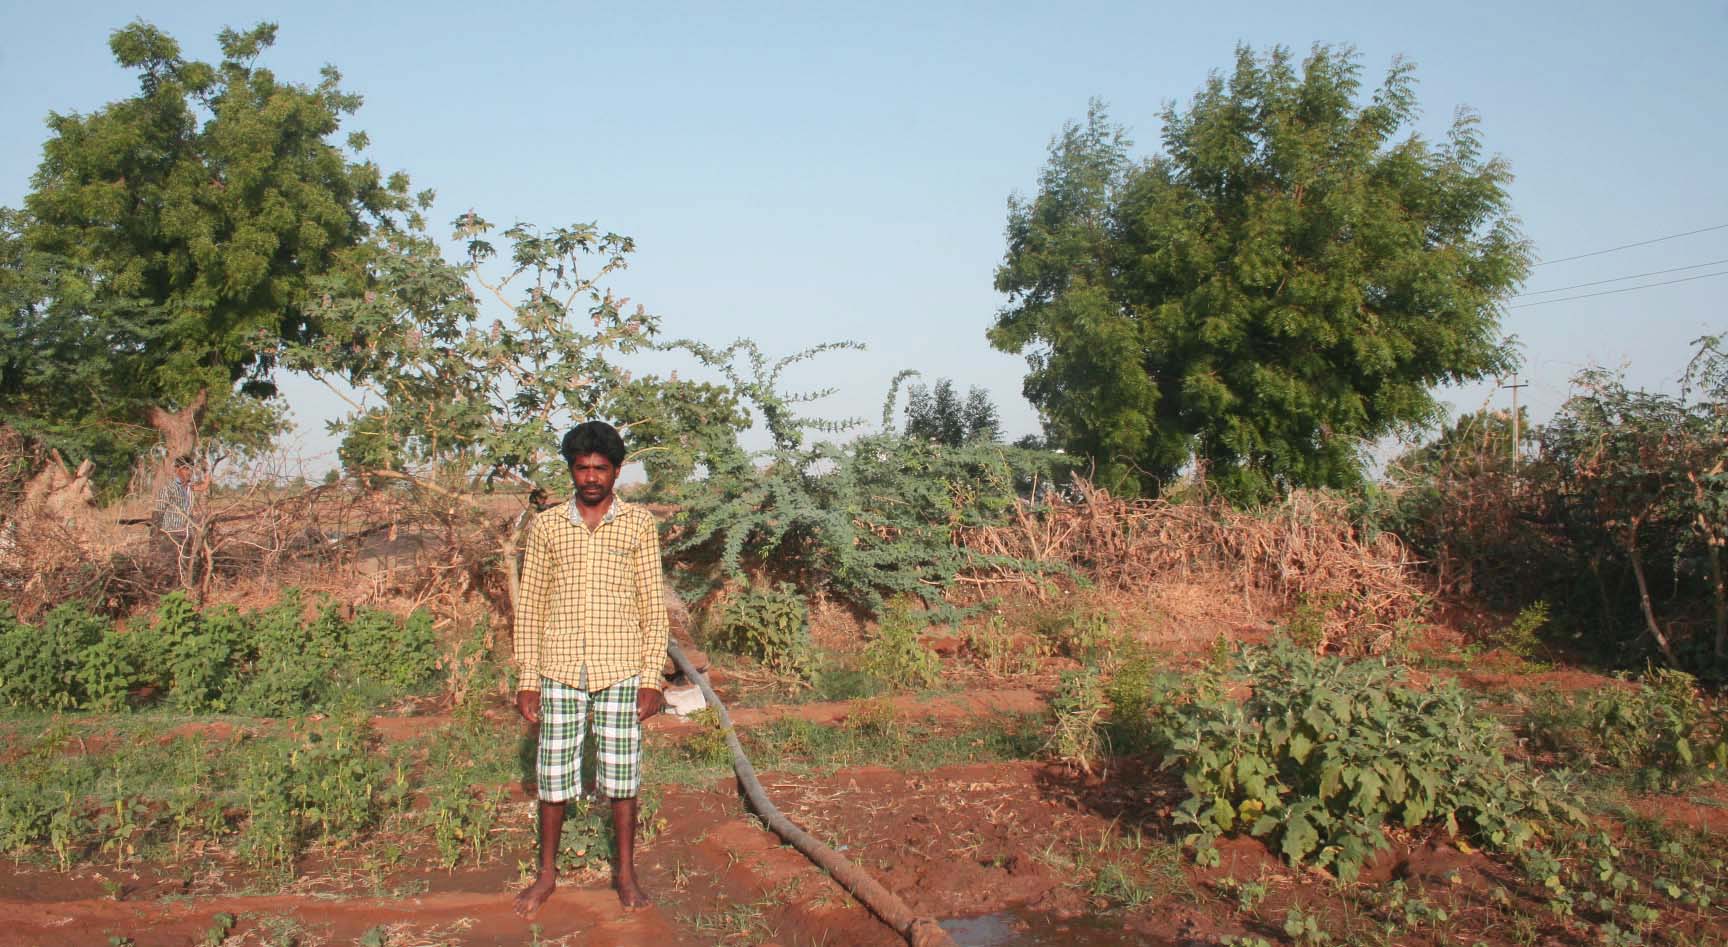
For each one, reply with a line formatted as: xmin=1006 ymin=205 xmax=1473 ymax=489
xmin=1484 ymin=600 xmax=1550 ymax=658
xmin=666 ymin=340 xmax=1065 ymax=615
xmin=681 ymin=707 xmax=733 ymax=767
xmin=71 ymin=636 xmax=133 ymax=712
xmin=0 ymin=591 xmax=446 ymax=716
xmin=1046 ymin=668 xmax=1108 ymax=774
xmin=235 ymin=595 xmax=334 ymax=716
xmin=1525 ymin=668 xmax=1724 ymax=786
xmin=1102 ymin=656 xmax=1174 ymax=755
xmin=860 ymin=603 xmax=942 ymax=689
xmin=346 ymin=607 xmax=439 ymax=693
xmin=709 ymin=584 xmax=814 ymax=679
xmin=1151 ymin=639 xmax=1580 ymax=881
xmin=0 ymin=601 xmax=106 ymax=710
xmin=164 ymin=601 xmax=245 ymax=712
xmin=236 ymin=716 xmax=386 ymax=874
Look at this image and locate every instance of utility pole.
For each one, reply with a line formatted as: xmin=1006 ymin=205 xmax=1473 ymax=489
xmin=1501 ymin=374 xmax=1528 ymax=464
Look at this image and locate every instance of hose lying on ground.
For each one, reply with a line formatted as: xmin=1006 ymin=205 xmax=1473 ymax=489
xmin=666 ymin=640 xmax=956 ymax=947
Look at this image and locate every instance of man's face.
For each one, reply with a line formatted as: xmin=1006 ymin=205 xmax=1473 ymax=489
xmin=175 ymin=464 xmax=193 ymax=484
xmin=568 ymin=453 xmax=620 ymax=506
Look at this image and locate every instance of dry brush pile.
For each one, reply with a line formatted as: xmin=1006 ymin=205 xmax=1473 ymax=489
xmin=960 ymin=479 xmax=1428 ymax=652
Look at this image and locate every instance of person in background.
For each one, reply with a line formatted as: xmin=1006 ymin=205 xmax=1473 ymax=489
xmin=153 ymin=454 xmax=205 ymax=581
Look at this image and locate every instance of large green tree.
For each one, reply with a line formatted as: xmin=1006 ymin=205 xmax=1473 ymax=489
xmin=991 ymin=45 xmax=1530 ymax=500
xmin=2 ymin=22 xmax=411 ymax=489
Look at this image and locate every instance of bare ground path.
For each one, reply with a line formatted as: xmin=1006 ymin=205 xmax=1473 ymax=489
xmin=0 ymin=888 xmax=691 ymax=947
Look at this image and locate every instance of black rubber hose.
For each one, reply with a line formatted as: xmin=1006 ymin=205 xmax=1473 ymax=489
xmin=666 ymin=640 xmax=956 ymax=947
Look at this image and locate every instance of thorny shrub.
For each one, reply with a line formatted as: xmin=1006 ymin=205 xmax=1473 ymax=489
xmin=666 ymin=341 xmax=1060 ymax=617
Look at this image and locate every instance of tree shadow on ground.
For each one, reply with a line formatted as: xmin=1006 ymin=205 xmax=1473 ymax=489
xmin=1031 ymin=755 xmax=1188 ymax=841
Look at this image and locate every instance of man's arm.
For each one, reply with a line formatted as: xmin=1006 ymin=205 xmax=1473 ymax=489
xmin=514 ymin=516 xmax=553 ymax=706
xmin=633 ymin=514 xmax=670 ymax=693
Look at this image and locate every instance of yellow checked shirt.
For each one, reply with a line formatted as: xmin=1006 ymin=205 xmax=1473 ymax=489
xmin=513 ymin=498 xmax=669 ymax=694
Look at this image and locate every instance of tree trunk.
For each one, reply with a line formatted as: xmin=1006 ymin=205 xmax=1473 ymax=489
xmin=16 ymin=450 xmax=97 ymax=526
xmin=1626 ymin=522 xmax=1679 ymax=666
xmin=145 ymin=389 xmax=208 ymax=495
xmin=1708 ymin=541 xmax=1727 ymax=661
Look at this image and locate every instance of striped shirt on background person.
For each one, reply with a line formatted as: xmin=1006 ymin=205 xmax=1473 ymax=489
xmin=513 ymin=497 xmax=669 ymax=694
xmin=155 ymin=478 xmax=194 ymax=533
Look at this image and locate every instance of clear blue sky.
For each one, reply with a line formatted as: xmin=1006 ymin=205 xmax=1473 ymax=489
xmin=3 ymin=0 xmax=1725 ymax=470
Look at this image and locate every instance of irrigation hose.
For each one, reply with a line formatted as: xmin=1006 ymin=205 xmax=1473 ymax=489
xmin=666 ymin=640 xmax=957 ymax=947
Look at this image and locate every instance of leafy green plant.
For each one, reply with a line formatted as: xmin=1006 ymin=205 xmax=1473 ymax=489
xmin=235 ymin=715 xmax=387 ymax=875
xmin=1485 ymin=600 xmax=1550 ymax=658
xmin=860 ymin=602 xmax=942 ymax=689
xmin=681 ymin=708 xmax=733 ymax=768
xmin=0 ymin=601 xmax=106 ymax=710
xmin=556 ymin=792 xmax=662 ymax=874
xmin=0 ymin=590 xmax=448 ymax=716
xmin=424 ymin=778 xmax=498 ymax=870
xmin=1282 ymin=905 xmax=1331 ymax=945
xmin=1525 ymin=668 xmax=1723 ymax=786
xmin=346 ymin=606 xmax=439 ymax=693
xmin=72 ymin=636 xmax=134 ymax=712
xmin=708 ymin=585 xmax=814 ymax=679
xmin=1152 ymin=639 xmax=1580 ymax=881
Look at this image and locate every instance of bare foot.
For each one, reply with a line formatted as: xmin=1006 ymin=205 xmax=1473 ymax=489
xmin=514 ymin=873 xmax=557 ymax=918
xmin=614 ymin=877 xmax=651 ymax=911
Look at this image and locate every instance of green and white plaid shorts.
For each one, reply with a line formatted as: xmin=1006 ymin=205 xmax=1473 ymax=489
xmin=537 ymin=674 xmax=642 ymax=801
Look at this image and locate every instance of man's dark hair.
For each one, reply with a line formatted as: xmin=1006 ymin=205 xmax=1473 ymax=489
xmin=173 ymin=454 xmax=195 ymax=469
xmin=560 ymin=421 xmax=627 ymax=468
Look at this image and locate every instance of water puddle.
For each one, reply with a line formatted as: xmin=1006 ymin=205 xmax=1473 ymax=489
xmin=941 ymin=909 xmax=1170 ymax=946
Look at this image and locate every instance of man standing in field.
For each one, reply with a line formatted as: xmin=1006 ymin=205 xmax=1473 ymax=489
xmin=153 ymin=454 xmax=205 ymax=583
xmin=513 ymin=421 xmax=668 ymax=917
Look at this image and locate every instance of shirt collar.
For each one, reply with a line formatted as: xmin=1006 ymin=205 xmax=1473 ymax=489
xmin=566 ymin=496 xmax=624 ymax=527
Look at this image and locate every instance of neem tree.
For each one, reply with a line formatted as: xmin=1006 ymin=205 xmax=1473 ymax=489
xmin=1 ymin=22 xmax=413 ymax=491
xmin=991 ymin=45 xmax=1530 ymax=501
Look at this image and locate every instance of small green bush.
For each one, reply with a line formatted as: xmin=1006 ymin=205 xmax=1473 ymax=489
xmin=1484 ymin=600 xmax=1550 ymax=658
xmin=861 ymin=603 xmax=942 ymax=689
xmin=709 ymin=584 xmax=814 ymax=679
xmin=0 ymin=591 xmax=444 ymax=716
xmin=236 ymin=716 xmax=387 ymax=873
xmin=1525 ymin=668 xmax=1724 ymax=787
xmin=0 ymin=601 xmax=106 ymax=710
xmin=1150 ymin=640 xmax=1579 ymax=881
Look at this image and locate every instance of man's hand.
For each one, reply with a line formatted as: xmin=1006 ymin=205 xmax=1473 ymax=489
xmin=636 ymin=688 xmax=665 ymax=722
xmin=516 ymin=689 xmax=540 ymax=724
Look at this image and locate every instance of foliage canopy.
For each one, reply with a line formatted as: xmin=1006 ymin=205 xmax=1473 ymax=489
xmin=992 ymin=45 xmax=1530 ymax=501
xmin=2 ymin=22 xmax=413 ymax=481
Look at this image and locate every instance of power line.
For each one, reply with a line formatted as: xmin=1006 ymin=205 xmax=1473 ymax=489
xmin=1509 ymin=269 xmax=1728 ymax=309
xmin=1536 ymin=223 xmax=1728 ymax=266
xmin=1515 ymin=258 xmax=1728 ymax=297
